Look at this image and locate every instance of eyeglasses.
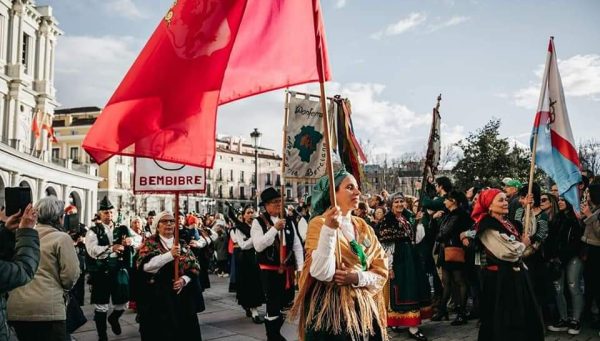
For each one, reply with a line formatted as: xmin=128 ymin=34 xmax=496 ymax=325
xmin=159 ymin=219 xmax=176 ymax=225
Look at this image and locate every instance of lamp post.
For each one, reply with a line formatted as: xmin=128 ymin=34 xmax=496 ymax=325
xmin=250 ymin=128 xmax=262 ymax=209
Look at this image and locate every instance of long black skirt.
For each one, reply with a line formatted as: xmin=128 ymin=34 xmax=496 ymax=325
xmin=478 ymin=266 xmax=544 ymax=341
xmin=235 ymin=249 xmax=265 ymax=309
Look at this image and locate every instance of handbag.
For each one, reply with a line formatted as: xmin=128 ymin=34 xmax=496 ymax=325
xmin=444 ymin=246 xmax=465 ymax=263
xmin=66 ymin=292 xmax=87 ymax=333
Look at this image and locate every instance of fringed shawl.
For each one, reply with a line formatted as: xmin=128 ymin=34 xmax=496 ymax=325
xmin=289 ymin=215 xmax=388 ymax=340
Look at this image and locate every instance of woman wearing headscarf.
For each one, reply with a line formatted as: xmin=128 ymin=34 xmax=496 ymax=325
xmin=377 ymin=192 xmax=430 ymax=341
xmin=136 ymin=211 xmax=203 ymax=340
xmin=290 ymin=169 xmax=388 ymax=341
xmin=473 ymin=189 xmax=544 ymax=341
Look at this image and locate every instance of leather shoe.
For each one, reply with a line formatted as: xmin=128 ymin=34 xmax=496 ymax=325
xmin=252 ymin=314 xmax=265 ymax=324
xmin=408 ymin=329 xmax=428 ymax=341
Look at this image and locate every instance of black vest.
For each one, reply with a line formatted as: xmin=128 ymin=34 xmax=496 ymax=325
xmin=256 ymin=213 xmax=296 ymax=267
xmin=86 ymin=223 xmax=134 ymax=271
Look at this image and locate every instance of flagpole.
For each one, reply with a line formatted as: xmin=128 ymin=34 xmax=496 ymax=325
xmin=417 ymin=94 xmax=441 ymax=213
xmin=524 ymin=37 xmax=553 ymax=236
xmin=174 ymin=192 xmax=180 ymax=282
xmin=312 ymin=0 xmax=341 ymax=266
xmin=279 ymin=90 xmax=290 ymax=272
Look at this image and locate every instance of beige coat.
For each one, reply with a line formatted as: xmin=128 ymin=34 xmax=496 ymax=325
xmin=582 ymin=208 xmax=600 ymax=247
xmin=7 ymin=224 xmax=80 ymax=321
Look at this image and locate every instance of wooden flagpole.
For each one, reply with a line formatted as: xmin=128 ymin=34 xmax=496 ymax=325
xmin=417 ymin=94 xmax=441 ymax=213
xmin=174 ymin=192 xmax=180 ymax=281
xmin=279 ymin=90 xmax=291 ymax=272
xmin=524 ymin=37 xmax=553 ymax=236
xmin=312 ymin=0 xmax=341 ymax=266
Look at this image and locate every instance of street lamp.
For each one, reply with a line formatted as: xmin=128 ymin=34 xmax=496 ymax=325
xmin=250 ymin=128 xmax=262 ymax=209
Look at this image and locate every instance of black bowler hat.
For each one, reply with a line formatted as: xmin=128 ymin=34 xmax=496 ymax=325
xmin=147 ymin=210 xmax=156 ymax=217
xmin=260 ymin=187 xmax=282 ymax=206
xmin=99 ymin=196 xmax=114 ymax=211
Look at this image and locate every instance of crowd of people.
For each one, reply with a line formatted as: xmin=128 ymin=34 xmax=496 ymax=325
xmin=0 ymin=169 xmax=599 ymax=341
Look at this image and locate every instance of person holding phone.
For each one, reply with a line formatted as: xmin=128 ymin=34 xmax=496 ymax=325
xmin=85 ymin=196 xmax=140 ymax=341
xmin=0 ymin=204 xmax=40 ymax=341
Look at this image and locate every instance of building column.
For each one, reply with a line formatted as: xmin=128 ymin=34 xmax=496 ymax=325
xmin=61 ymin=184 xmax=70 ymax=205
xmin=10 ymin=171 xmax=19 ymax=187
xmin=37 ymin=178 xmax=46 ymax=200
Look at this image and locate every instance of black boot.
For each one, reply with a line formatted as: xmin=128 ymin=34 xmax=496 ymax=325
xmin=451 ymin=311 xmax=468 ymax=326
xmin=94 ymin=311 xmax=108 ymax=341
xmin=108 ymin=309 xmax=125 ymax=335
xmin=431 ymin=309 xmax=449 ymax=321
xmin=264 ymin=317 xmax=287 ymax=341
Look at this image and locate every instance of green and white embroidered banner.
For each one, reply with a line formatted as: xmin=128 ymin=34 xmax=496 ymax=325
xmin=284 ymin=95 xmax=335 ymax=179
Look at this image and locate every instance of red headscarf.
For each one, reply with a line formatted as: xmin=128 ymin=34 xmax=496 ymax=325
xmin=471 ymin=188 xmax=502 ymax=225
xmin=186 ymin=215 xmax=199 ymax=226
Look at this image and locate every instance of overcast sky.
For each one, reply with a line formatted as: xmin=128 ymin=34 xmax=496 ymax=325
xmin=49 ymin=0 xmax=600 ymax=162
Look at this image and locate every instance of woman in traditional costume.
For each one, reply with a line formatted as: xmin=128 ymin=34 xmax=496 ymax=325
xmin=377 ymin=192 xmax=431 ymax=341
xmin=473 ymin=189 xmax=544 ymax=341
xmin=136 ymin=211 xmax=204 ymax=340
xmin=231 ymin=205 xmax=265 ymax=323
xmin=290 ymin=169 xmax=388 ymax=341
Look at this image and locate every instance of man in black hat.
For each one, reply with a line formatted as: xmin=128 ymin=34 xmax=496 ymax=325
xmin=251 ymin=187 xmax=304 ymax=341
xmin=144 ymin=210 xmax=156 ymax=237
xmin=85 ymin=196 xmax=140 ymax=341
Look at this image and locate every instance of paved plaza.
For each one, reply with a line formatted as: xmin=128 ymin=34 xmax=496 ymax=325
xmin=63 ymin=275 xmax=600 ymax=341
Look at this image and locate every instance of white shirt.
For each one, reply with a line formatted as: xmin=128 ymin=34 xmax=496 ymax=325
xmin=251 ymin=215 xmax=304 ymax=269
xmin=143 ymin=236 xmax=190 ymax=284
xmin=85 ymin=223 xmax=143 ymax=259
xmin=235 ymin=227 xmax=255 ymax=250
xmin=309 ymin=213 xmax=384 ymax=290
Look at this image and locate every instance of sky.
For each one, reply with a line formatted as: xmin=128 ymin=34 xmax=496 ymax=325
xmin=48 ymin=0 xmax=600 ymax=164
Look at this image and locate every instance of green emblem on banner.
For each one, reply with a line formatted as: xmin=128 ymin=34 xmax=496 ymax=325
xmin=293 ymin=126 xmax=323 ymax=162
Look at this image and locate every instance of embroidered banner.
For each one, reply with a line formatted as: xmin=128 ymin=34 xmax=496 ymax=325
xmin=283 ymin=96 xmax=334 ymax=179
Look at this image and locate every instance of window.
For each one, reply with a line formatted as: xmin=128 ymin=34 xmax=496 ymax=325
xmin=230 ymin=157 xmax=234 ymax=161
xmin=240 ymin=171 xmax=245 ymax=183
xmin=51 ymin=148 xmax=60 ymax=160
xmin=276 ymin=175 xmax=281 ymax=186
xmin=69 ymin=147 xmax=79 ymax=161
xmin=286 ymin=188 xmax=292 ymax=199
xmin=240 ymin=187 xmax=245 ymax=199
xmin=117 ymin=171 xmax=123 ymax=188
xmin=218 ymin=185 xmax=223 ymax=198
xmin=229 ymin=186 xmax=234 ymax=198
xmin=207 ymin=184 xmax=212 ymax=196
xmin=22 ymin=33 xmax=30 ymax=74
xmin=241 ymin=159 xmax=245 ymax=163
xmin=266 ymin=174 xmax=272 ymax=185
xmin=217 ymin=168 xmax=223 ymax=181
xmin=229 ymin=169 xmax=234 ymax=181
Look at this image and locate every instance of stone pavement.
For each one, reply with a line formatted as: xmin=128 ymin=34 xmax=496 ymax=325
xmin=69 ymin=275 xmax=599 ymax=341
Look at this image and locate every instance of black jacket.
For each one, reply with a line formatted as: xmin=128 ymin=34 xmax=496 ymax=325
xmin=0 ymin=227 xmax=40 ymax=341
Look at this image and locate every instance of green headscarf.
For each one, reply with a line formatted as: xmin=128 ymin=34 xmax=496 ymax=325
xmin=310 ymin=168 xmax=351 ymax=218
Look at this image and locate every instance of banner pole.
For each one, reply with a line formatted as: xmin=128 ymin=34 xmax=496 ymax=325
xmin=174 ymin=192 xmax=180 ymax=281
xmin=279 ymin=90 xmax=291 ymax=272
xmin=525 ymin=37 xmax=553 ymax=236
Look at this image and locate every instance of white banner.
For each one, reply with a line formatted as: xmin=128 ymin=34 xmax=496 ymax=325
xmin=134 ymin=157 xmax=206 ymax=193
xmin=284 ymin=96 xmax=333 ymax=179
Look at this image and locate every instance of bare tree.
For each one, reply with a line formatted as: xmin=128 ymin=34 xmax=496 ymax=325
xmin=439 ymin=144 xmax=460 ymax=171
xmin=579 ymin=139 xmax=600 ymax=175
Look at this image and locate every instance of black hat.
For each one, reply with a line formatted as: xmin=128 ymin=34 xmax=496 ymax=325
xmin=147 ymin=210 xmax=156 ymax=217
xmin=589 ymin=184 xmax=600 ymax=206
xmin=260 ymin=187 xmax=281 ymax=206
xmin=99 ymin=196 xmax=114 ymax=211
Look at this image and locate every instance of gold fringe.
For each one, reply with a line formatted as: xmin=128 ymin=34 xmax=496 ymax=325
xmin=290 ymin=276 xmax=387 ymax=341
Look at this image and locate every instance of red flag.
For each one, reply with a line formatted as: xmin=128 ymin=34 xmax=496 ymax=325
xmin=83 ymin=0 xmax=332 ymax=167
xmin=32 ymin=110 xmax=42 ymax=137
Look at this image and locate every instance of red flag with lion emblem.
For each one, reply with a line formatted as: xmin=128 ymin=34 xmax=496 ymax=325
xmin=83 ymin=0 xmax=331 ymax=167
